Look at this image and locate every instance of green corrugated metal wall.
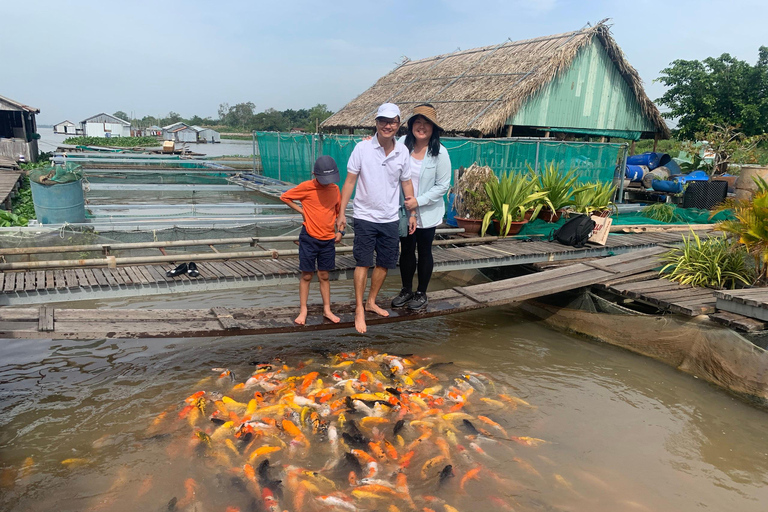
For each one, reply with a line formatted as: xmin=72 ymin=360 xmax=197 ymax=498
xmin=509 ymin=39 xmax=656 ymax=139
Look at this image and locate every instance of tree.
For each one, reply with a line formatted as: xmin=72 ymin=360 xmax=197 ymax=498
xmin=306 ymin=104 xmax=334 ymax=132
xmin=164 ymin=111 xmax=183 ymax=125
xmin=113 ymin=111 xmax=129 ymax=121
xmin=656 ymin=47 xmax=768 ymax=139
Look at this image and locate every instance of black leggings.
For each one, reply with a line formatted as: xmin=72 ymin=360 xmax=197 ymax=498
xmin=399 ymin=227 xmax=436 ymax=294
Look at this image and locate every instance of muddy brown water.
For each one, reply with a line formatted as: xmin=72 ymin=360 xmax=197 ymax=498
xmin=1 ymin=277 xmax=767 ymax=511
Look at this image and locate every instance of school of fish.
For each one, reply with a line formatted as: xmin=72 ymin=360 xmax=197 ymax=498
xmin=150 ymin=349 xmax=548 ymax=511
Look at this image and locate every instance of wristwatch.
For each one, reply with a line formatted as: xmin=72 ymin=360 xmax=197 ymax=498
xmin=339 ymin=231 xmax=346 ymax=236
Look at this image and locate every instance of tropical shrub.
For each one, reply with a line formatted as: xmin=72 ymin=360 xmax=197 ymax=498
xmin=529 ymin=162 xmax=590 ymax=211
xmin=480 ymin=171 xmax=549 ymax=237
xmin=712 ymin=175 xmax=768 ymax=281
xmin=660 ymin=231 xmax=754 ymax=289
xmin=641 ymin=203 xmax=684 ymax=223
xmin=569 ymin=181 xmax=617 ymax=216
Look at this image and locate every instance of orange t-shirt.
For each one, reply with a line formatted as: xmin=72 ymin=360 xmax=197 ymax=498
xmin=280 ymin=179 xmax=340 ymax=240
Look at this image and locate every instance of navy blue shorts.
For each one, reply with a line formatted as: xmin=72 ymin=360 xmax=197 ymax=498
xmin=298 ymin=227 xmax=336 ymax=272
xmin=352 ymin=218 xmax=399 ymax=269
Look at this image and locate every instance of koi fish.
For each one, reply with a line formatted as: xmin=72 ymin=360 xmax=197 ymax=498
xmin=460 ymin=466 xmax=481 ymax=491
xmin=421 ymin=455 xmax=446 ymax=479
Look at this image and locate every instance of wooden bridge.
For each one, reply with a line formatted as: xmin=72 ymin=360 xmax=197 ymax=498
xmin=0 ymin=230 xmax=691 ymax=306
xmin=0 ymin=246 xmax=668 ymax=340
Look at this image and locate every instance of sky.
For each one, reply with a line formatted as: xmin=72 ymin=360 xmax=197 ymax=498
xmin=2 ymin=0 xmax=765 ymax=125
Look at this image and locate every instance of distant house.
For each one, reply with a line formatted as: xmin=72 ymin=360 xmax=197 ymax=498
xmin=192 ymin=126 xmax=220 ymax=143
xmin=81 ymin=113 xmax=131 ymax=138
xmin=162 ymin=122 xmax=197 ymax=143
xmin=0 ymin=94 xmax=40 ymax=163
xmin=147 ymin=125 xmax=162 ymax=136
xmin=54 ymin=120 xmax=81 ymax=135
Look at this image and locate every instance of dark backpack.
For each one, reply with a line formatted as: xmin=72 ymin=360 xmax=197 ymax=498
xmin=552 ymin=214 xmax=595 ymax=248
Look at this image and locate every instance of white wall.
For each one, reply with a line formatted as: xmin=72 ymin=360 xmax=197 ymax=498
xmin=84 ymin=122 xmax=131 ymax=137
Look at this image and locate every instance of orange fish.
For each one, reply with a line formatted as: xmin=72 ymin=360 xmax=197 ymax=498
xmin=460 ymin=467 xmax=481 ymax=491
xmin=300 ymin=372 xmax=319 ymax=393
xmin=282 ymin=419 xmax=302 ymax=438
xmin=368 ymin=442 xmax=387 ymax=462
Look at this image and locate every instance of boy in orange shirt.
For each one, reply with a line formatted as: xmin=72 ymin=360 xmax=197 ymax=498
xmin=280 ymin=156 xmax=343 ymax=325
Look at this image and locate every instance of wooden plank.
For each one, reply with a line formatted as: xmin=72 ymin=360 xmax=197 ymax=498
xmin=709 ymin=311 xmax=768 ymax=332
xmin=228 ymin=260 xmax=257 ymax=277
xmin=35 ymin=271 xmax=45 ymax=291
xmin=64 ymin=269 xmax=79 ymax=289
xmin=715 ymin=297 xmax=768 ymax=322
xmin=0 ymin=273 xmax=5 ymax=291
xmin=198 ymin=262 xmax=224 ymax=279
xmin=668 ymin=299 xmax=716 ymax=316
xmin=145 ymin=265 xmax=169 ymax=284
xmin=45 ymin=271 xmax=56 ymax=290
xmin=74 ymin=269 xmax=89 ymax=288
xmin=53 ymin=269 xmax=66 ymax=289
xmin=24 ymin=272 xmax=37 ymax=292
xmin=581 ymin=261 xmax=622 ymax=274
xmin=210 ymin=261 xmax=235 ymax=278
xmin=38 ymin=306 xmax=54 ymax=332
xmin=599 ymin=271 xmax=659 ymax=288
xmin=452 ymin=286 xmax=486 ymax=304
xmin=122 ymin=266 xmax=142 ymax=285
xmin=134 ymin=265 xmax=157 ymax=284
xmin=99 ymin=268 xmax=119 ymax=287
xmin=211 ymin=307 xmax=240 ymax=329
xmin=2 ymin=272 xmax=15 ymax=292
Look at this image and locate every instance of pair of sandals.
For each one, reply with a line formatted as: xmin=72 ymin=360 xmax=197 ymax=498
xmin=166 ymin=262 xmax=200 ymax=278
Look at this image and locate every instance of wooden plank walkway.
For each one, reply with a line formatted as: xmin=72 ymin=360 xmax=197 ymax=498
xmin=596 ymin=273 xmax=718 ymax=316
xmin=0 ymin=169 xmax=22 ymax=209
xmin=714 ymin=289 xmax=768 ymax=322
xmin=0 ymin=231 xmax=691 ymax=306
xmin=0 ymin=246 xmax=668 ymax=340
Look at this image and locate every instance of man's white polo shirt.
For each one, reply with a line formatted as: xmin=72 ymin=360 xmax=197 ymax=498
xmin=347 ymin=135 xmax=411 ymax=223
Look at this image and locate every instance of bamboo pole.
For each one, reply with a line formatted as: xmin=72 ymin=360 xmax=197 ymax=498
xmin=0 ymin=228 xmax=468 ymax=256
xmin=0 ymin=234 xmax=493 ymax=271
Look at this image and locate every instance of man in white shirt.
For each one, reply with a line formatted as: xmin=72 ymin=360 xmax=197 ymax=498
xmin=337 ymin=103 xmax=416 ymax=333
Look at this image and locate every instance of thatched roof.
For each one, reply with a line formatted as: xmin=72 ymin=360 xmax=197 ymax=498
xmin=322 ymin=23 xmax=670 ymax=138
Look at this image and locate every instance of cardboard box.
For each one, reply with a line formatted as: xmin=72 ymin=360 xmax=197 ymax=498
xmin=589 ymin=215 xmax=612 ymax=245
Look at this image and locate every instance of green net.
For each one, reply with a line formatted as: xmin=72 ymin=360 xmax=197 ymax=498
xmin=516 ymin=207 xmax=734 ymax=238
xmin=28 ymin=163 xmax=84 ymax=185
xmin=255 ymin=132 xmax=626 ymax=186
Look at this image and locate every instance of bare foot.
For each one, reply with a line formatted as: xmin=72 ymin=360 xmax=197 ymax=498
xmin=294 ymin=310 xmax=308 ymax=325
xmin=355 ymin=309 xmax=367 ymax=334
xmin=365 ymin=302 xmax=390 ymax=317
xmin=323 ymin=309 xmax=340 ymax=323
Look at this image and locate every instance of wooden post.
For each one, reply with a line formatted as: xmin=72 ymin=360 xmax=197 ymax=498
xmin=348 ymin=128 xmax=354 ymax=135
xmin=505 ymin=125 xmax=513 ymax=138
xmin=600 ymin=136 xmax=606 ymax=143
xmin=630 ymin=140 xmax=636 ymax=156
xmin=544 ymin=131 xmax=550 ymax=138
xmin=652 ymin=133 xmax=659 ymax=153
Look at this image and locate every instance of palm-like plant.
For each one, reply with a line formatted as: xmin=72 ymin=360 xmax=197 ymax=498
xmin=480 ymin=171 xmax=550 ymax=237
xmin=660 ymin=231 xmax=754 ymax=289
xmin=712 ymin=175 xmax=768 ymax=281
xmin=529 ymin=162 xmax=591 ymax=211
xmin=570 ymin=181 xmax=617 ymax=216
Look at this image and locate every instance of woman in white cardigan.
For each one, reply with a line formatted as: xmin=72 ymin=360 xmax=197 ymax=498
xmin=391 ymin=104 xmax=452 ymax=311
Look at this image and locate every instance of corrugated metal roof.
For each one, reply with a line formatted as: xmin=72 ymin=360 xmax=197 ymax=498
xmin=54 ymin=120 xmax=76 ymax=126
xmin=509 ymin=39 xmax=656 ymax=137
xmin=0 ymin=94 xmax=40 ymax=113
xmin=82 ymin=113 xmax=130 ymax=125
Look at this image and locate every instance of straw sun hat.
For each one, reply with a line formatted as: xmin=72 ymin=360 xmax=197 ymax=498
xmin=409 ymin=104 xmax=442 ymax=130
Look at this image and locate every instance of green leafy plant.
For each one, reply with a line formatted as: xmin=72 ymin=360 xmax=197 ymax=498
xmin=569 ymin=181 xmax=617 ymax=216
xmin=480 ymin=171 xmax=549 ymax=237
xmin=451 ymin=164 xmax=497 ymax=219
xmin=712 ymin=175 xmax=768 ymax=281
xmin=641 ymin=203 xmax=684 ymax=223
xmin=660 ymin=231 xmax=754 ymax=289
xmin=528 ymin=162 xmax=591 ymax=211
xmin=61 ymin=136 xmax=159 ymax=148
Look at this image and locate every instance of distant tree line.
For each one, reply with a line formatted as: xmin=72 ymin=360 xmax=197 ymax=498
xmin=112 ymin=103 xmax=334 ymax=133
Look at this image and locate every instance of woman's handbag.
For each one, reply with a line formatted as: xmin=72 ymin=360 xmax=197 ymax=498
xmin=398 ymin=205 xmax=409 ymax=238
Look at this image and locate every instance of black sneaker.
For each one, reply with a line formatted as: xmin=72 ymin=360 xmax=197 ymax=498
xmin=407 ymin=291 xmax=428 ymax=311
xmin=391 ymin=288 xmax=414 ymax=308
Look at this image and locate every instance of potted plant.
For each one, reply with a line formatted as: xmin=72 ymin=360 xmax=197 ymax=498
xmin=529 ymin=162 xmax=591 ymax=222
xmin=569 ymin=181 xmax=617 ymax=218
xmin=451 ymin=164 xmax=497 ymax=234
xmin=481 ymin=171 xmax=550 ymax=237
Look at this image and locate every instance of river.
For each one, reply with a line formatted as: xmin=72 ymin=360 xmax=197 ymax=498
xmin=36 ymin=127 xmax=258 ymax=158
xmin=0 ymin=276 xmax=766 ymax=512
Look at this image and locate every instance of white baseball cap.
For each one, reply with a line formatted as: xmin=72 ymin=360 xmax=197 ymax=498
xmin=376 ymin=103 xmax=400 ymax=120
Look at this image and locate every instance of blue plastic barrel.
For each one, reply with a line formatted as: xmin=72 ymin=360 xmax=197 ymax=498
xmin=627 ymin=152 xmax=662 ymax=169
xmin=651 ymin=180 xmax=683 ymax=194
xmin=446 ymin=193 xmax=458 ymax=227
xmin=30 ymin=179 xmax=86 ymax=224
xmin=625 ymin=164 xmax=648 ymax=181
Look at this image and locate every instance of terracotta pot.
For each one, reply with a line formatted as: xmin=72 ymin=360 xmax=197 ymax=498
xmin=455 ymin=217 xmax=483 ymax=235
xmin=493 ymin=219 xmax=529 ymax=236
xmin=539 ymin=208 xmax=565 ymax=223
xmin=735 ymin=165 xmax=768 ymax=200
xmin=524 ymin=209 xmax=533 ymax=221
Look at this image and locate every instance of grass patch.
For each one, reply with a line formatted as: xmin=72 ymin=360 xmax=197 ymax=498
xmin=62 ymin=136 xmax=158 ymax=148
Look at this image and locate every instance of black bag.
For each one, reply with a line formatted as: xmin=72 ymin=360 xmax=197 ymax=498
xmin=552 ymin=214 xmax=596 ymax=248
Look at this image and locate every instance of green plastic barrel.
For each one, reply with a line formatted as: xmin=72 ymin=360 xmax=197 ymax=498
xmin=30 ymin=179 xmax=86 ymax=224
